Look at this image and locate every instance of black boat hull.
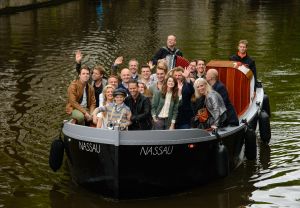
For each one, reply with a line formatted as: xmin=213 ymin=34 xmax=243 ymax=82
xmin=63 ymin=127 xmax=245 ymax=199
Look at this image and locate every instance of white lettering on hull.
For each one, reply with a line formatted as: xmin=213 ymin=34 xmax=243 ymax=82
xmin=140 ymin=146 xmax=174 ymax=156
xmin=78 ymin=141 xmax=101 ymax=153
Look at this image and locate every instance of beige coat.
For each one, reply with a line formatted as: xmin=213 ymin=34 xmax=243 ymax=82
xmin=66 ymin=80 xmax=96 ymax=115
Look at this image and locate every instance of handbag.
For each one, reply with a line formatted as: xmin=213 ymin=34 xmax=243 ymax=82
xmin=198 ymin=108 xmax=209 ymax=123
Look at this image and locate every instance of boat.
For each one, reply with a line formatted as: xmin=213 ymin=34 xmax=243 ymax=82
xmin=49 ymin=60 xmax=271 ymax=199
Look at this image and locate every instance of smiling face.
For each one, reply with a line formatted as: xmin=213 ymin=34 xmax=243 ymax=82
xmin=141 ymin=66 xmax=151 ymax=80
xmin=128 ymin=60 xmax=138 ymax=75
xmin=196 ymin=60 xmax=206 ymax=74
xmin=189 ymin=61 xmax=197 ymax=73
xmin=108 ymin=77 xmax=118 ymax=88
xmin=120 ymin=68 xmax=131 ymax=83
xmin=138 ymin=83 xmax=145 ymax=94
xmin=156 ymin=68 xmax=166 ymax=82
xmin=92 ymin=69 xmax=103 ymax=82
xmin=167 ymin=35 xmax=176 ymax=48
xmin=173 ymin=70 xmax=183 ymax=82
xmin=196 ymin=83 xmax=206 ymax=95
xmin=238 ymin=43 xmax=247 ymax=54
xmin=79 ymin=68 xmax=90 ymax=83
xmin=114 ymin=95 xmax=125 ymax=105
xmin=105 ymin=87 xmax=114 ymax=102
xmin=128 ymin=82 xmax=139 ymax=98
xmin=167 ymin=77 xmax=175 ymax=89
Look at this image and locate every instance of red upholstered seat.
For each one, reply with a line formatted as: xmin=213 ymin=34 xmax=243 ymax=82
xmin=206 ymin=61 xmax=252 ymax=117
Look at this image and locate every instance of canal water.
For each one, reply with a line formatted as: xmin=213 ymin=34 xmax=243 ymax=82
xmin=0 ymin=0 xmax=299 ymax=207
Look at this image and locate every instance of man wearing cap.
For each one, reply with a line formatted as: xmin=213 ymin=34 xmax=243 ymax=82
xmin=66 ymin=65 xmax=96 ymax=125
xmin=125 ymin=80 xmax=152 ymax=130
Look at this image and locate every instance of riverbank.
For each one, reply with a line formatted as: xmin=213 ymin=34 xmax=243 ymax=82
xmin=0 ymin=0 xmax=74 ymax=15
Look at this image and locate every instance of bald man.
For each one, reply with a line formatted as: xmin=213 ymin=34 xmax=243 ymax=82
xmin=117 ymin=68 xmax=131 ymax=95
xmin=206 ymin=69 xmax=239 ymax=126
xmin=150 ymin=35 xmax=183 ymax=66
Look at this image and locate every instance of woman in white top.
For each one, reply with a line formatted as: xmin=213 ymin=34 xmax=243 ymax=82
xmin=151 ymin=76 xmax=179 ymax=130
xmin=92 ymin=85 xmax=115 ymax=125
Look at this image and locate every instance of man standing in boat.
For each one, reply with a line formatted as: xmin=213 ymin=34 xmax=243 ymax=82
xmin=125 ymin=80 xmax=152 ymax=130
xmin=230 ymin=40 xmax=258 ymax=92
xmin=150 ymin=35 xmax=183 ymax=69
xmin=66 ymin=65 xmax=96 ymax=125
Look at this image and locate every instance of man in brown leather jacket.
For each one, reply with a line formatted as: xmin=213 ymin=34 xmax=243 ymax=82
xmin=66 ymin=65 xmax=96 ymax=125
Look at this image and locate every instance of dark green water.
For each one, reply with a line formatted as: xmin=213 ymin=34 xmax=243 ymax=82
xmin=0 ymin=0 xmax=299 ymax=207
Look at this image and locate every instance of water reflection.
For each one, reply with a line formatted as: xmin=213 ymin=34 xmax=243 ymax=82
xmin=0 ymin=0 xmax=300 ymax=207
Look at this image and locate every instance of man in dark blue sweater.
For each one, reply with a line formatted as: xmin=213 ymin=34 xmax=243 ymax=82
xmin=206 ymin=69 xmax=239 ymax=126
xmin=230 ymin=40 xmax=257 ymax=92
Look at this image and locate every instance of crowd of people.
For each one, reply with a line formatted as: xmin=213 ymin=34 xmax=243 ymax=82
xmin=66 ymin=36 xmax=257 ymax=130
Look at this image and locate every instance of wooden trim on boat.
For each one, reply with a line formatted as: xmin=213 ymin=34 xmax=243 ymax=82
xmin=206 ymin=60 xmax=253 ymax=117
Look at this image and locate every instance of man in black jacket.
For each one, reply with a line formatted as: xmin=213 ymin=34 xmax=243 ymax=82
xmin=125 ymin=80 xmax=152 ymax=130
xmin=206 ymin=69 xmax=239 ymax=126
xmin=150 ymin=35 xmax=183 ymax=69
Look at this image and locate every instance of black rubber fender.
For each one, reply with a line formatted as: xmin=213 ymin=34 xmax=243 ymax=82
xmin=262 ymin=94 xmax=271 ymax=117
xmin=245 ymin=128 xmax=257 ymax=160
xmin=49 ymin=139 xmax=64 ymax=172
xmin=215 ymin=142 xmax=229 ymax=177
xmin=259 ymin=110 xmax=271 ymax=144
xmin=249 ymin=114 xmax=258 ymax=131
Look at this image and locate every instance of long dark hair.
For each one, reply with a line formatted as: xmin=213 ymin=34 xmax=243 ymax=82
xmin=161 ymin=76 xmax=178 ymax=101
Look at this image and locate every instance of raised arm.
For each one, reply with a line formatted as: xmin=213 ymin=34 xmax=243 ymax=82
xmin=111 ymin=56 xmax=123 ymax=75
xmin=75 ymin=50 xmax=82 ymax=74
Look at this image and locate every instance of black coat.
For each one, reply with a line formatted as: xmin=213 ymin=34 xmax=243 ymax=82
xmin=212 ymin=80 xmax=239 ymax=126
xmin=151 ymin=47 xmax=183 ymax=65
xmin=125 ymin=94 xmax=153 ymax=130
xmin=176 ymin=81 xmax=195 ymax=126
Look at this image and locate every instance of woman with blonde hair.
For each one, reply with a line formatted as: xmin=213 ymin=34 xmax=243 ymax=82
xmin=92 ymin=84 xmax=115 ymax=125
xmin=193 ymin=78 xmax=227 ymax=129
